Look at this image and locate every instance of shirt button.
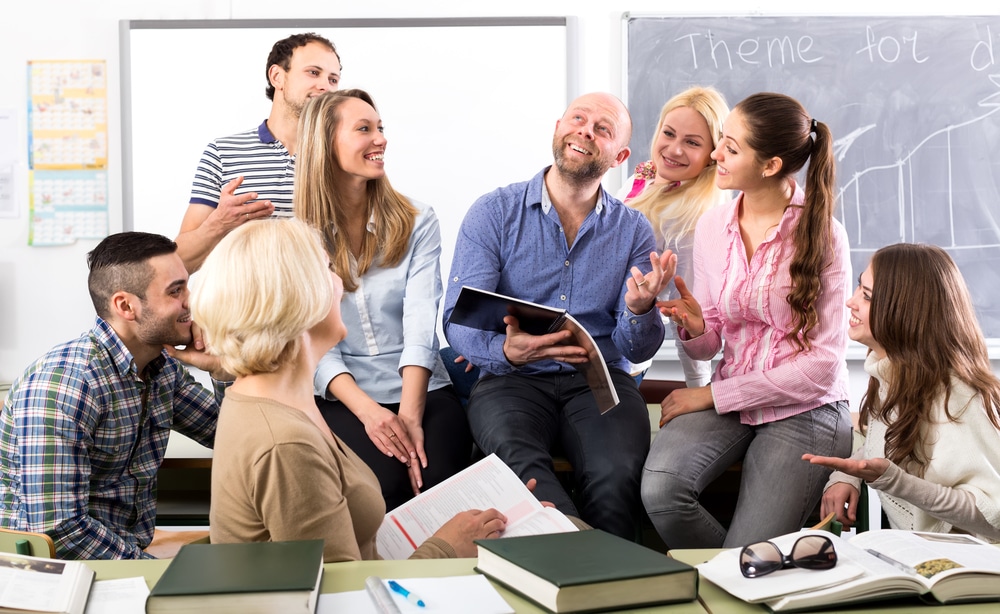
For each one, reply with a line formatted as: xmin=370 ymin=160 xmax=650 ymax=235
xmin=453 ymin=276 xmax=459 ymax=282
xmin=559 ymin=228 xmax=564 ymax=233
xmin=630 ymin=319 xmax=638 ymax=324
xmin=564 ymin=260 xmax=570 ymax=267
xmin=560 ymin=295 xmax=567 ymax=301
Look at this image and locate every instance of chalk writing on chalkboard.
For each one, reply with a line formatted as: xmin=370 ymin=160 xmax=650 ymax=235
xmin=625 ymin=15 xmax=1000 ymax=339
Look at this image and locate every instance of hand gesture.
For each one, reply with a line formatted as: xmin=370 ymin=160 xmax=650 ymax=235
xmin=802 ymin=454 xmax=889 ymax=483
xmin=657 ymin=275 xmax=705 ymax=338
xmin=501 ymin=316 xmax=588 ymax=367
xmin=432 ymin=508 xmax=508 ymax=558
xmin=625 ymin=251 xmax=677 ymax=315
xmin=212 ymin=176 xmax=275 ymax=231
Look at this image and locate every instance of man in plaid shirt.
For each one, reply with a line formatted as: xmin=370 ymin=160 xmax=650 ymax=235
xmin=0 ymin=232 xmax=227 ymax=559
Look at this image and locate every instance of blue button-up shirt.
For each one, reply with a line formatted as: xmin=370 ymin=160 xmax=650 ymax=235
xmin=0 ymin=317 xmax=222 ymax=559
xmin=442 ymin=167 xmax=665 ymax=376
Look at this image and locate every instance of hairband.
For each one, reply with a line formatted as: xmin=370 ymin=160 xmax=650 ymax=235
xmin=810 ymin=118 xmax=818 ymax=133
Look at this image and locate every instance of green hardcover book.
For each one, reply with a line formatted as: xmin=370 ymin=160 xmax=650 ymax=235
xmin=145 ymin=540 xmax=324 ymax=614
xmin=474 ymin=529 xmax=698 ymax=613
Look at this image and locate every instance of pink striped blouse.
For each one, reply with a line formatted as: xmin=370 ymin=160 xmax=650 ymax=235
xmin=679 ymin=182 xmax=851 ymax=425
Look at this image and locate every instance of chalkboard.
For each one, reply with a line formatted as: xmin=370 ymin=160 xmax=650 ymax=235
xmin=120 ymin=18 xmax=570 ymax=289
xmin=624 ymin=15 xmax=1000 ymax=340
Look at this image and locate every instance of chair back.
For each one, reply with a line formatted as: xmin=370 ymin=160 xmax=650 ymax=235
xmin=810 ymin=512 xmax=843 ymax=537
xmin=0 ymin=527 xmax=56 ymax=558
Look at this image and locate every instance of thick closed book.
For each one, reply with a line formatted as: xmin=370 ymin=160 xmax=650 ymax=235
xmin=145 ymin=540 xmax=324 ymax=614
xmin=0 ymin=552 xmax=94 ymax=614
xmin=448 ymin=286 xmax=620 ymax=413
xmin=474 ymin=529 xmax=698 ymax=613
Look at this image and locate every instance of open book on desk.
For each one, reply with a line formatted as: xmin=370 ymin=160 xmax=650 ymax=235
xmin=376 ymin=453 xmax=578 ymax=560
xmin=448 ymin=286 xmax=619 ymax=413
xmin=698 ymin=528 xmax=1000 ymax=612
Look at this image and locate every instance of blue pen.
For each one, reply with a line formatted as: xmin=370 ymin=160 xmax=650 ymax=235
xmin=388 ymin=580 xmax=426 ymax=607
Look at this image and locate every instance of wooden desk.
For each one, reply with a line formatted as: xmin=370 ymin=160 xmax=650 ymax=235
xmin=84 ymin=557 xmax=706 ymax=613
xmin=669 ymin=549 xmax=998 ymax=614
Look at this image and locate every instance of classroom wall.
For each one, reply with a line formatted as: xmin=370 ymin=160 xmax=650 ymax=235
xmin=1 ymin=1 xmax=997 ymax=413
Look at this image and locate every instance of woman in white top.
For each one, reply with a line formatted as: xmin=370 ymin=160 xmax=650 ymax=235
xmin=618 ymin=86 xmax=730 ymax=387
xmin=805 ymin=243 xmax=1000 ymax=541
xmin=294 ymin=90 xmax=471 ymax=510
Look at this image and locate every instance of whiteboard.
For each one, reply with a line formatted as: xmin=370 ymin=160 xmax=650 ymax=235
xmin=624 ymin=14 xmax=1000 ymax=339
xmin=121 ymin=18 xmax=570 ymax=287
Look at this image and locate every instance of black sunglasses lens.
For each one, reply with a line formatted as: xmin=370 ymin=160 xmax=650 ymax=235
xmin=790 ymin=535 xmax=838 ymax=570
xmin=740 ymin=541 xmax=783 ymax=578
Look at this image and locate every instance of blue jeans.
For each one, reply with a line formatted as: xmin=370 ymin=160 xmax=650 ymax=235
xmin=467 ymin=369 xmax=649 ymax=540
xmin=641 ymin=401 xmax=852 ymax=548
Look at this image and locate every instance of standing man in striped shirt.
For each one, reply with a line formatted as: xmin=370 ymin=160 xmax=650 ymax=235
xmin=175 ymin=32 xmax=342 ymax=272
xmin=0 ymin=232 xmax=229 ymax=559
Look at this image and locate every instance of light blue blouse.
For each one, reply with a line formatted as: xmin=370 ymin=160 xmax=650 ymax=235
xmin=314 ymin=202 xmax=452 ymax=404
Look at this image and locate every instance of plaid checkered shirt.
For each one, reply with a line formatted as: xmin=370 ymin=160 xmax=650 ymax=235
xmin=0 ymin=317 xmax=222 ymax=559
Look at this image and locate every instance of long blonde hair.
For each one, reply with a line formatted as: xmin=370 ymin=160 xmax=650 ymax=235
xmin=294 ymin=89 xmax=416 ymax=293
xmin=627 ymin=86 xmax=730 ymax=247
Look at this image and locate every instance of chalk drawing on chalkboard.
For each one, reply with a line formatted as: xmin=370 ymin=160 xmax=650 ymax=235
xmin=623 ymin=15 xmax=1000 ymax=340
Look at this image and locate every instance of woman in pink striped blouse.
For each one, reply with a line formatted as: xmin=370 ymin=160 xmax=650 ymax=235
xmin=641 ymin=92 xmax=853 ymax=549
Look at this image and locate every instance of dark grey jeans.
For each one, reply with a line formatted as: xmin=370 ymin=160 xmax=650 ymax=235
xmin=641 ymin=401 xmax=852 ymax=549
xmin=467 ymin=368 xmax=649 ymax=540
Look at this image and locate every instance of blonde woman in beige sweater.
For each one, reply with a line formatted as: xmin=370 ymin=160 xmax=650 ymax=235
xmin=191 ymin=218 xmax=506 ymax=562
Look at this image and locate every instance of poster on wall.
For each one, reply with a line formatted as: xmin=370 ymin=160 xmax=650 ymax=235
xmin=26 ymin=59 xmax=108 ymax=246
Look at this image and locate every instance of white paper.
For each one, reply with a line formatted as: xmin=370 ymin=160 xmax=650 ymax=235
xmin=318 ymin=575 xmax=513 ymax=614
xmin=84 ymin=576 xmax=150 ymax=614
xmin=376 ymin=454 xmax=577 ymax=560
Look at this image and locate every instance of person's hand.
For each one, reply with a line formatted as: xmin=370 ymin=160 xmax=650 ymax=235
xmin=210 ymin=176 xmax=275 ymax=231
xmin=502 ymin=316 xmax=588 ymax=367
xmin=525 ymin=477 xmax=556 ymax=508
xmin=453 ymin=354 xmax=476 ymax=373
xmin=803 ymin=454 xmax=890 ymax=483
xmin=398 ymin=412 xmax=426 ymax=494
xmin=659 ymin=386 xmax=714 ymax=427
xmin=357 ymin=404 xmax=418 ymax=467
xmin=625 ymin=251 xmax=677 ymax=315
xmin=432 ymin=508 xmax=508 ymax=557
xmin=164 ymin=322 xmax=232 ymax=380
xmin=817 ymin=481 xmax=860 ymax=528
xmin=657 ymin=275 xmax=705 ymax=338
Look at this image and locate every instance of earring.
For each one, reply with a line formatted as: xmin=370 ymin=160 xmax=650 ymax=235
xmin=761 ymin=172 xmax=767 ymax=179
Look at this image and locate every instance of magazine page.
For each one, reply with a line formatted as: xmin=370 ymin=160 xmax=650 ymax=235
xmin=696 ymin=530 xmax=866 ymax=603
xmin=376 ymin=454 xmax=577 ymax=559
xmin=560 ymin=314 xmax=619 ymax=413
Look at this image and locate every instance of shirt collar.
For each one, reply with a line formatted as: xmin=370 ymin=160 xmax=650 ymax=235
xmin=257 ymin=120 xmax=277 ymax=144
xmin=93 ymin=316 xmax=167 ymax=380
xmin=537 ymin=166 xmax=607 ymax=215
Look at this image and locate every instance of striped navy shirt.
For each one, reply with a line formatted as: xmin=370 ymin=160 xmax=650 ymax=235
xmin=189 ymin=120 xmax=295 ymax=217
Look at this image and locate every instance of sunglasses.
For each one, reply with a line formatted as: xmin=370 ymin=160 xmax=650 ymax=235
xmin=739 ymin=535 xmax=837 ymax=578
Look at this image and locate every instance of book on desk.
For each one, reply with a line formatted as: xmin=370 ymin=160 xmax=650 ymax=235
xmin=474 ymin=529 xmax=698 ymax=613
xmin=145 ymin=539 xmax=323 ymax=614
xmin=0 ymin=551 xmax=93 ymax=614
xmin=697 ymin=528 xmax=1000 ymax=612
